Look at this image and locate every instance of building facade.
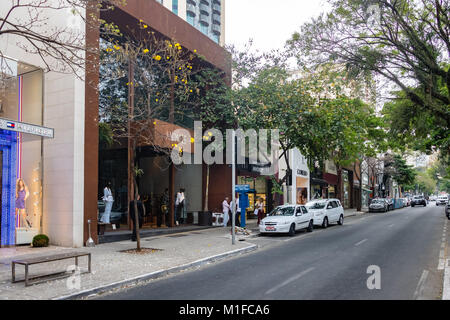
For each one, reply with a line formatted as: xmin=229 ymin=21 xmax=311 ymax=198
xmin=0 ymin=0 xmax=230 ymax=248
xmin=156 ymin=0 xmax=225 ymax=45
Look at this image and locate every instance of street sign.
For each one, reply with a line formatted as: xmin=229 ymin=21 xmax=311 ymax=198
xmin=235 ymin=184 xmax=250 ymax=193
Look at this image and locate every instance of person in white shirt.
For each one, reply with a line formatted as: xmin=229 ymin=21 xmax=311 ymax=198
xmin=101 ymin=182 xmax=114 ymax=224
xmin=222 ymin=197 xmax=230 ymax=227
xmin=175 ymin=189 xmax=185 ymax=225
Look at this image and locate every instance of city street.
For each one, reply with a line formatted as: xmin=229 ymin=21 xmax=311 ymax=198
xmin=95 ymin=205 xmax=448 ymax=300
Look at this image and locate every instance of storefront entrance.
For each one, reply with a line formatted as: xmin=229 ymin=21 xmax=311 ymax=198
xmin=0 ymin=130 xmax=17 ymax=247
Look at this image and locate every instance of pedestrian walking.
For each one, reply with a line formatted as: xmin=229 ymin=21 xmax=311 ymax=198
xmin=222 ymin=197 xmax=230 ymax=227
xmin=101 ymin=182 xmax=114 ymax=224
xmin=256 ymin=198 xmax=265 ymax=225
xmin=129 ymin=194 xmax=145 ymax=241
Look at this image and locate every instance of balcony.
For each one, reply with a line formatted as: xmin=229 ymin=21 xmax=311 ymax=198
xmin=212 ymin=13 xmax=221 ymax=25
xmin=199 ymin=2 xmax=211 ymax=15
xmin=212 ymin=3 xmax=221 ymax=14
xmin=199 ymin=13 xmax=210 ymax=25
xmin=212 ymin=23 xmax=221 ymax=35
xmin=186 ymin=2 xmax=196 ymax=16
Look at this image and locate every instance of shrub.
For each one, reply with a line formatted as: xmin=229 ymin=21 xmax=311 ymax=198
xmin=32 ymin=234 xmax=49 ymax=247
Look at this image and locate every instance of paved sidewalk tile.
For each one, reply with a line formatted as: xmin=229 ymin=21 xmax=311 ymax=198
xmin=0 ymin=227 xmax=254 ymax=300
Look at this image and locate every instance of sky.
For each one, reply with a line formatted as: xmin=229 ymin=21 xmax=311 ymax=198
xmin=225 ymin=0 xmax=331 ymax=53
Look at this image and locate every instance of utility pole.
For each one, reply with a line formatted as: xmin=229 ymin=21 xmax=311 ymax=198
xmin=231 ymin=129 xmax=236 ymax=245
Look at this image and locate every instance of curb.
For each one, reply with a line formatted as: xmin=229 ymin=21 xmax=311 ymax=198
xmin=53 ymin=244 xmax=258 ymax=300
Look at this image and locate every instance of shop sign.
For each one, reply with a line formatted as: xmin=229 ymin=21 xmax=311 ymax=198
xmin=297 ymin=169 xmax=308 ymax=177
xmin=0 ymin=118 xmax=54 ymax=138
xmin=235 ymin=184 xmax=250 ymax=192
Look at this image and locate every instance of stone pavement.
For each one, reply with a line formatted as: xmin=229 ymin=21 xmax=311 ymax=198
xmin=0 ymin=227 xmax=256 ymax=300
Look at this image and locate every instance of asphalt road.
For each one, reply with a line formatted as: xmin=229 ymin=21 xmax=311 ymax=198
xmin=96 ymin=204 xmax=448 ymax=300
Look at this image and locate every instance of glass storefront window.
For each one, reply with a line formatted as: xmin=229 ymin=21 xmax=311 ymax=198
xmin=0 ymin=57 xmax=43 ymax=246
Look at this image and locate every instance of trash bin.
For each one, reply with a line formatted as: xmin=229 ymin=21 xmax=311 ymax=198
xmin=198 ymin=211 xmax=212 ymax=226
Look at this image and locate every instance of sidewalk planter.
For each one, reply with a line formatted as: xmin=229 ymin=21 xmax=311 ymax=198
xmin=198 ymin=211 xmax=212 ymax=226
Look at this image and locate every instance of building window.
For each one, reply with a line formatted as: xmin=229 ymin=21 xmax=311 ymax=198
xmin=172 ymin=0 xmax=178 ymax=15
xmin=187 ymin=11 xmax=195 ymax=25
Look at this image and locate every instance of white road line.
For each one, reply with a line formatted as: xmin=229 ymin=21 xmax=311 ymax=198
xmin=354 ymin=239 xmax=368 ymax=246
xmin=265 ymin=267 xmax=315 ymax=295
xmin=413 ymin=270 xmax=429 ymax=300
xmin=443 ymin=260 xmax=450 ymax=300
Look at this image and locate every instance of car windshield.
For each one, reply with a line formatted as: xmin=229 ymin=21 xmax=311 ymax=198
xmin=371 ymin=200 xmax=384 ymax=204
xmin=306 ymin=201 xmax=327 ymax=210
xmin=414 ymin=196 xmax=422 ymax=199
xmin=268 ymin=207 xmax=295 ymax=216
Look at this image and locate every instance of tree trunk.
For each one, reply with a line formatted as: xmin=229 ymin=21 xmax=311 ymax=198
xmin=336 ymin=165 xmax=343 ymax=204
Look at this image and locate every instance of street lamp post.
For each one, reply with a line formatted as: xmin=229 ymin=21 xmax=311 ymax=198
xmin=231 ymin=129 xmax=236 ymax=245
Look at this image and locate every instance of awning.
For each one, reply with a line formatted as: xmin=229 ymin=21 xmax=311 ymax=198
xmin=311 ymin=178 xmax=329 ymax=187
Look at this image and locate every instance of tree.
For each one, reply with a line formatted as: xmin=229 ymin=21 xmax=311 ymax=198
xmin=101 ymin=22 xmax=196 ymax=251
xmin=232 ymin=48 xmax=385 ymax=209
xmin=0 ymin=0 xmax=124 ymax=84
xmin=383 ymin=154 xmax=417 ymax=194
xmin=289 ymin=0 xmax=450 ymax=159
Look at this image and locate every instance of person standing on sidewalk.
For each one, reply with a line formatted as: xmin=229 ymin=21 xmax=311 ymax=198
xmin=231 ymin=194 xmax=241 ymax=227
xmin=130 ymin=194 xmax=145 ymax=241
xmin=256 ymin=198 xmax=265 ymax=225
xmin=101 ymin=182 xmax=114 ymax=224
xmin=222 ymin=197 xmax=230 ymax=227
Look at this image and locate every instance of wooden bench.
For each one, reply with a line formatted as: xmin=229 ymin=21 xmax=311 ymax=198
xmin=12 ymin=251 xmax=91 ymax=286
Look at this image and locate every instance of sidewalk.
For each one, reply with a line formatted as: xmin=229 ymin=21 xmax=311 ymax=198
xmin=0 ymin=227 xmax=256 ymax=300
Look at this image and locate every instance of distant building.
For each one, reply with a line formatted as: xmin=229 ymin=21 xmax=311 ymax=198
xmin=156 ymin=0 xmax=225 ymax=45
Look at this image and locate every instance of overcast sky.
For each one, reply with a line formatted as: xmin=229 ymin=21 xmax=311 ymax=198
xmin=225 ymin=0 xmax=330 ymax=52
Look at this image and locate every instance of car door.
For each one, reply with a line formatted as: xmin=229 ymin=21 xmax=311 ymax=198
xmin=325 ymin=201 xmax=334 ymax=222
xmin=301 ymin=206 xmax=310 ymax=227
xmin=330 ymin=200 xmax=339 ymax=222
xmin=295 ymin=206 xmax=303 ymax=230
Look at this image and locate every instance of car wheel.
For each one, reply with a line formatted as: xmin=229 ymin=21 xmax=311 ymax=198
xmin=307 ymin=220 xmax=314 ymax=232
xmin=338 ymin=215 xmax=344 ymax=225
xmin=412 ymin=204 xmax=415 ymax=207
xmin=288 ymin=224 xmax=296 ymax=237
xmin=322 ymin=217 xmax=329 ymax=228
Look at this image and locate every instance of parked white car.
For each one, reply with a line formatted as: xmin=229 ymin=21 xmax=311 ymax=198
xmin=437 ymin=195 xmax=449 ymax=206
xmin=306 ymin=199 xmax=344 ymax=228
xmin=259 ymin=205 xmax=314 ymax=236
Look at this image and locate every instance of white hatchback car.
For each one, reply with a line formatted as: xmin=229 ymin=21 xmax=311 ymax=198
xmin=259 ymin=205 xmax=314 ymax=236
xmin=306 ymin=199 xmax=344 ymax=228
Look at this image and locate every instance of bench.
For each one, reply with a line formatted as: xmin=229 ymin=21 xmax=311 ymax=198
xmin=12 ymin=251 xmax=91 ymax=286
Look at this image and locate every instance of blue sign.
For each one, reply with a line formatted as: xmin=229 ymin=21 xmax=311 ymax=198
xmin=235 ymin=184 xmax=250 ymax=193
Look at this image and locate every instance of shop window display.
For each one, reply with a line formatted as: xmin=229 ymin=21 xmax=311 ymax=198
xmin=0 ymin=57 xmax=44 ymax=246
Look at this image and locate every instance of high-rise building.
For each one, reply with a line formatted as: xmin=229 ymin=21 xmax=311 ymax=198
xmin=156 ymin=0 xmax=225 ymax=46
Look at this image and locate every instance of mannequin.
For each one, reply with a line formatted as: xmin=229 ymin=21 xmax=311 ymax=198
xmin=15 ymin=178 xmax=30 ymax=228
xmin=101 ymin=182 xmax=114 ymax=224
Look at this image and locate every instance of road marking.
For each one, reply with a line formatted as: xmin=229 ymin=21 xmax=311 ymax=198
xmin=443 ymin=260 xmax=450 ymax=300
xmin=413 ymin=270 xmax=429 ymax=300
xmin=265 ymin=267 xmax=315 ymax=295
xmin=355 ymin=239 xmax=368 ymax=246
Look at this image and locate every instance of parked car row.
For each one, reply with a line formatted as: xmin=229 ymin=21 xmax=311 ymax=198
xmin=259 ymin=199 xmax=344 ymax=236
